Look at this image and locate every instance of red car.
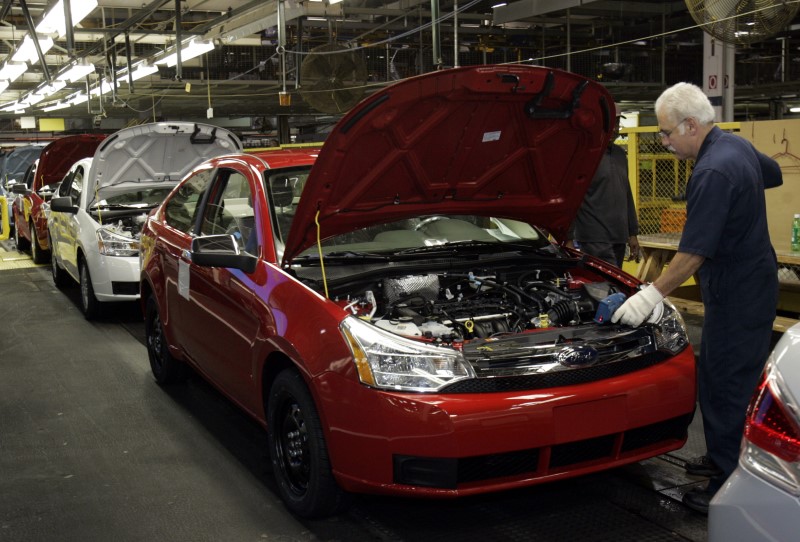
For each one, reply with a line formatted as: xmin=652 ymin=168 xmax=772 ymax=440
xmin=140 ymin=65 xmax=696 ymax=518
xmin=11 ymin=134 xmax=106 ymax=263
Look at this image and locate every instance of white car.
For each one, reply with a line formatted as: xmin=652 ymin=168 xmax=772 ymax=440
xmin=709 ymin=323 xmax=800 ymax=541
xmin=48 ymin=122 xmax=242 ymax=318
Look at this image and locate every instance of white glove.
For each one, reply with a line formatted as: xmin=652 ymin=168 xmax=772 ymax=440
xmin=611 ymin=284 xmax=664 ymax=327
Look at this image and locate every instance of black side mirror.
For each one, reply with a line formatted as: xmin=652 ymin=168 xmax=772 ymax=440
xmin=50 ymin=196 xmax=79 ymax=214
xmin=191 ymin=234 xmax=257 ymax=274
xmin=10 ymin=183 xmax=29 ymax=195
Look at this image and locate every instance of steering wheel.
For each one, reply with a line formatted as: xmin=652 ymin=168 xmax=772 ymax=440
xmin=414 ymin=216 xmax=447 ymax=231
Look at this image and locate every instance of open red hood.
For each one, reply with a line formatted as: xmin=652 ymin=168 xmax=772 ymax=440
xmin=33 ymin=134 xmax=107 ymax=191
xmin=283 ymin=65 xmax=615 ymax=264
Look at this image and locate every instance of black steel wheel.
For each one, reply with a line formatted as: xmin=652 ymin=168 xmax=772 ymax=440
xmin=30 ymin=222 xmax=49 ymax=264
xmin=79 ymin=259 xmax=99 ymax=319
xmin=14 ymin=221 xmax=29 ymax=251
xmin=145 ymin=296 xmax=185 ymax=385
xmin=267 ymin=369 xmax=349 ymax=518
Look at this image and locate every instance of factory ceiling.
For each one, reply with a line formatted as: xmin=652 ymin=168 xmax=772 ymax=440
xmin=0 ymin=0 xmax=798 ymax=130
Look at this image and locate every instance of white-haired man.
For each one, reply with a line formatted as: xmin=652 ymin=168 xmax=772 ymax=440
xmin=612 ymin=82 xmax=782 ymax=514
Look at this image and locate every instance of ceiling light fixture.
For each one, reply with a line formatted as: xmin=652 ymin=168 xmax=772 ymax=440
xmin=0 ymin=80 xmax=9 ymax=94
xmin=41 ymin=101 xmax=70 ymax=112
xmin=790 ymin=106 xmax=800 ymax=113
xmin=118 ymin=62 xmax=158 ymax=83
xmin=11 ymin=35 xmax=54 ymax=64
xmin=57 ymin=60 xmax=96 ymax=82
xmin=34 ymin=80 xmax=67 ymax=97
xmin=157 ymin=39 xmax=215 ymax=67
xmin=66 ymin=92 xmax=88 ymax=105
xmin=0 ymin=62 xmax=28 ymax=82
xmin=35 ymin=0 xmax=99 ymax=36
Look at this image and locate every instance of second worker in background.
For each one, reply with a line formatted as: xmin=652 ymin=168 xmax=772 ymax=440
xmin=566 ymin=103 xmax=640 ymax=267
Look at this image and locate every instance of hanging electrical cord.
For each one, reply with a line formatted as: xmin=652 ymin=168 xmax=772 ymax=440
xmin=315 ymin=209 xmax=329 ymax=299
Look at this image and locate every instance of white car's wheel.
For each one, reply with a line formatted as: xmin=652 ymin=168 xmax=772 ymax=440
xmin=79 ymin=259 xmax=100 ymax=319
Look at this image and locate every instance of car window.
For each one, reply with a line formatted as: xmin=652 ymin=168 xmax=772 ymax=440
xmin=58 ymin=165 xmax=84 ymax=201
xmin=199 ymin=169 xmax=259 ymax=255
xmin=266 ymin=167 xmax=309 ymax=244
xmin=164 ymin=169 xmax=213 ymax=234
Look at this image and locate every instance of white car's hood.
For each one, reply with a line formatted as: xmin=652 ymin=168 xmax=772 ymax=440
xmin=87 ymin=122 xmax=242 ymax=207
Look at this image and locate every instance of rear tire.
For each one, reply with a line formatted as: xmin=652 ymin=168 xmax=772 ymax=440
xmin=145 ymin=296 xmax=186 ymax=385
xmin=268 ymin=369 xmax=349 ymax=518
xmin=14 ymin=221 xmax=29 ymax=251
xmin=30 ymin=222 xmax=49 ymax=264
xmin=79 ymin=259 xmax=100 ymax=319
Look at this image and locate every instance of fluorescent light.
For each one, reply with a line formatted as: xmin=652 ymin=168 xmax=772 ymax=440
xmin=36 ymin=0 xmax=98 ymax=36
xmin=20 ymin=93 xmax=46 ymax=106
xmin=11 ymin=35 xmax=54 ymax=64
xmin=57 ymin=61 xmax=95 ymax=82
xmin=328 ymin=0 xmax=344 ymax=4
xmin=791 ymin=107 xmax=800 ymax=113
xmin=492 ymin=2 xmax=507 ymax=8
xmin=157 ymin=39 xmax=215 ymax=67
xmin=66 ymin=92 xmax=88 ymax=105
xmin=41 ymin=101 xmax=70 ymax=112
xmin=34 ymin=80 xmax=67 ymax=97
xmin=89 ymin=79 xmax=113 ymax=96
xmin=118 ymin=62 xmax=158 ymax=83
xmin=0 ymin=62 xmax=27 ymax=82
xmin=0 ymin=80 xmax=8 ymax=93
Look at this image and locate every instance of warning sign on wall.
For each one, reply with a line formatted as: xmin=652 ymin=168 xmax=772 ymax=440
xmin=708 ymin=75 xmax=718 ymax=90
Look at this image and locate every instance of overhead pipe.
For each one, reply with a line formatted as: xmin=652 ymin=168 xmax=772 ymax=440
xmin=175 ymin=0 xmax=183 ymax=80
xmin=430 ymin=0 xmax=442 ymax=69
xmin=19 ymin=0 xmax=51 ymax=83
xmin=64 ymin=0 xmax=74 ymax=57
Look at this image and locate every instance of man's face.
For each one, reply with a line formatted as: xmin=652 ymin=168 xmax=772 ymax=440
xmin=656 ymin=111 xmax=692 ymax=160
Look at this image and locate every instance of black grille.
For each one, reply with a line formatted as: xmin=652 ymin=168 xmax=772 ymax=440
xmin=442 ymin=352 xmax=670 ymax=393
xmin=392 ymin=414 xmax=692 ymax=489
xmin=111 ymin=281 xmax=140 ymax=296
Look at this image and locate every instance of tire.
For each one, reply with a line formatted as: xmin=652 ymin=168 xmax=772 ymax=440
xmin=268 ymin=369 xmax=349 ymax=518
xmin=30 ymin=222 xmax=50 ymax=264
xmin=14 ymin=220 xmax=29 ymax=251
xmin=145 ymin=296 xmax=186 ymax=385
xmin=79 ymin=259 xmax=100 ymax=319
xmin=50 ymin=242 xmax=69 ymax=289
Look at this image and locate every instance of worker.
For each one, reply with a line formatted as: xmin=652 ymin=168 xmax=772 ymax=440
xmin=566 ymin=103 xmax=640 ymax=267
xmin=611 ymin=82 xmax=782 ymax=514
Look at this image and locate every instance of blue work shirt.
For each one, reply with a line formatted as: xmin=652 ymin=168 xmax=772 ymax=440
xmin=678 ymin=126 xmax=781 ymax=321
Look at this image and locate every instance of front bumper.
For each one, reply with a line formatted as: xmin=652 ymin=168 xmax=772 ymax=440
xmin=318 ymin=346 xmax=696 ymax=497
xmin=89 ymin=252 xmax=141 ymax=301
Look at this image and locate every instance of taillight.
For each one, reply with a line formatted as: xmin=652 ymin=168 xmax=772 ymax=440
xmin=744 ymin=374 xmax=800 ymax=463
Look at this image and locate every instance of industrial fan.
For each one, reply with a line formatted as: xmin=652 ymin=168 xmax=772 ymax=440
xmin=685 ymin=0 xmax=800 ymax=45
xmin=299 ymin=43 xmax=368 ymax=114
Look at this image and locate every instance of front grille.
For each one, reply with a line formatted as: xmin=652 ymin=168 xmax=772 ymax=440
xmin=111 ymin=281 xmax=140 ymax=296
xmin=442 ymin=352 xmax=670 ymax=393
xmin=392 ymin=413 xmax=692 ymax=489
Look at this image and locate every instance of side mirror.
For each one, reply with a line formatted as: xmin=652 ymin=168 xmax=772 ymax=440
xmin=191 ymin=234 xmax=257 ymax=274
xmin=10 ymin=182 xmax=29 ymax=195
xmin=50 ymin=196 xmax=79 ymax=214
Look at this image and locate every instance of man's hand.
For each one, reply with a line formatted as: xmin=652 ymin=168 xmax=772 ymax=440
xmin=611 ymin=284 xmax=664 ymax=326
xmin=627 ymin=235 xmax=641 ymax=262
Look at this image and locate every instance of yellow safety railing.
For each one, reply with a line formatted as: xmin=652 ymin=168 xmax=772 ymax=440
xmin=0 ymin=195 xmax=8 ymax=241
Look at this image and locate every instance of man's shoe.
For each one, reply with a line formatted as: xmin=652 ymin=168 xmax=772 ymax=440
xmin=682 ymin=487 xmax=712 ymax=515
xmin=684 ymin=455 xmax=723 ymax=477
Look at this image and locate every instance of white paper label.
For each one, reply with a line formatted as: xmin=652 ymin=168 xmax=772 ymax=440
xmin=482 ymin=131 xmax=501 ymax=142
xmin=179 ymin=259 xmax=190 ymax=300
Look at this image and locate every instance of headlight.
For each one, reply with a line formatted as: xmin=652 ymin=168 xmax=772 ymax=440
xmin=651 ymin=298 xmax=689 ymax=354
xmin=340 ymin=316 xmax=475 ymax=392
xmin=97 ymin=227 xmax=139 ymax=257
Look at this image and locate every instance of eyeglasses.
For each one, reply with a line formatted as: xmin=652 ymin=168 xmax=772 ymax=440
xmin=657 ymin=118 xmax=688 ymax=139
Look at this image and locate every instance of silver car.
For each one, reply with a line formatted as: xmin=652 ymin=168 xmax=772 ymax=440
xmin=709 ymin=323 xmax=800 ymax=541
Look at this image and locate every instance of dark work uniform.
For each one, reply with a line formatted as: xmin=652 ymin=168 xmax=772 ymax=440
xmin=569 ymin=144 xmax=638 ymax=267
xmin=678 ymin=126 xmax=782 ymax=494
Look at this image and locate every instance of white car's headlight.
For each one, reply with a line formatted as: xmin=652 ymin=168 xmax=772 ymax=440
xmin=340 ymin=316 xmax=475 ymax=392
xmin=651 ymin=298 xmax=690 ymax=354
xmin=97 ymin=227 xmax=139 ymax=257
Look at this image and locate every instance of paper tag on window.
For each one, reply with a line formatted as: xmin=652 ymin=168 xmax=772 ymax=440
xmin=482 ymin=131 xmax=501 ymax=142
xmin=179 ymin=258 xmax=190 ymax=300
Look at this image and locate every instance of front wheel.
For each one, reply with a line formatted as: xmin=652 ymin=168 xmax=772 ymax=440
xmin=145 ymin=296 xmax=186 ymax=385
xmin=267 ymin=369 xmax=349 ymax=518
xmin=79 ymin=259 xmax=100 ymax=319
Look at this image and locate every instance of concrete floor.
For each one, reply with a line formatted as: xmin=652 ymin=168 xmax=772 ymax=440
xmin=0 ymin=241 xmax=718 ymax=542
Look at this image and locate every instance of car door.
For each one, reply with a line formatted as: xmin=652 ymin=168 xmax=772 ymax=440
xmin=179 ymin=165 xmax=263 ymax=407
xmin=157 ymin=166 xmax=215 ymax=348
xmin=50 ymin=164 xmax=85 ymax=279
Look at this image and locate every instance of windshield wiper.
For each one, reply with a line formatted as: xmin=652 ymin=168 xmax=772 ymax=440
xmin=93 ymin=202 xmax=155 ymax=210
xmin=397 ymin=240 xmax=544 ymax=255
xmin=293 ymin=251 xmax=390 ymax=263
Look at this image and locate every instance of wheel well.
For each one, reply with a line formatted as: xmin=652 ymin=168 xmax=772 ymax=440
xmin=261 ymin=353 xmax=296 ymax=417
